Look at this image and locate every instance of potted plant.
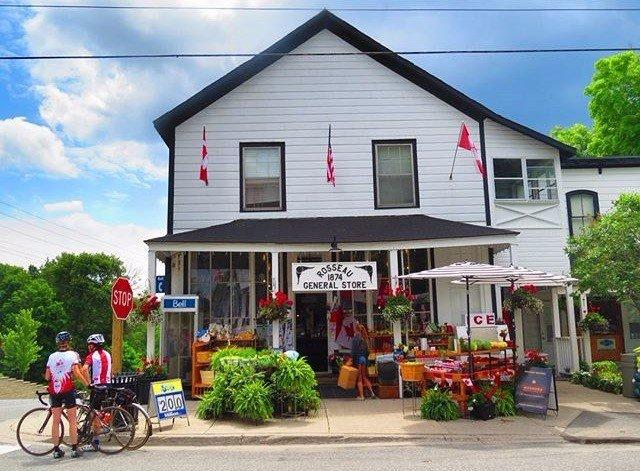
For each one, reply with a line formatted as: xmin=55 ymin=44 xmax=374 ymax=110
xmin=524 ymin=349 xmax=549 ymax=368
xmin=467 ymin=379 xmax=501 ymax=420
xmin=578 ymin=311 xmax=609 ymax=334
xmin=136 ymin=356 xmax=168 ymax=404
xmin=420 ymin=387 xmax=460 ymax=421
xmin=127 ymin=292 xmax=163 ymax=326
xmin=379 ymin=286 xmax=414 ymax=323
xmin=503 ymin=284 xmax=543 ymax=314
xmin=257 ymin=291 xmax=293 ymax=322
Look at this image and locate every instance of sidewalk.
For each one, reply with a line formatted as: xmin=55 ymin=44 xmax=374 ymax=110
xmin=1 ymin=381 xmax=638 ymax=446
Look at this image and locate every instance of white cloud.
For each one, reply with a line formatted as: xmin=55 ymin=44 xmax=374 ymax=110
xmin=104 ymin=190 xmax=129 ymax=203
xmin=0 ymin=117 xmax=80 ymax=177
xmin=43 ymin=200 xmax=84 ymax=213
xmin=0 ymin=211 xmax=164 ymax=290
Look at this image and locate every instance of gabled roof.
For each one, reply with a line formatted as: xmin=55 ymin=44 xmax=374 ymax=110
xmin=145 ymin=214 xmax=517 ymax=245
xmin=153 ymin=10 xmax=574 ymax=156
xmin=561 ymin=156 xmax=640 ymax=169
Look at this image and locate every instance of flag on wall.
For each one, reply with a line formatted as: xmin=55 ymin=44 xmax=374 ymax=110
xmin=456 ymin=122 xmax=486 ymax=177
xmin=200 ymin=126 xmax=209 ymax=186
xmin=326 ymin=124 xmax=336 ymax=187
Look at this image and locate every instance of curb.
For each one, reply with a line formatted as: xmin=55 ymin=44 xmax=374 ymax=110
xmin=561 ymin=432 xmax=640 ymax=445
xmin=145 ymin=433 xmax=563 ymax=447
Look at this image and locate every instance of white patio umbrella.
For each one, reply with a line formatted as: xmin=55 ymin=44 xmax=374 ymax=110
xmin=399 ymin=262 xmax=546 ymax=373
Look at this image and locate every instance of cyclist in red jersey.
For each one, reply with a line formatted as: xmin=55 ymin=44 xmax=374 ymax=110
xmin=82 ymin=334 xmax=112 ymax=451
xmin=45 ymin=331 xmax=88 ymax=459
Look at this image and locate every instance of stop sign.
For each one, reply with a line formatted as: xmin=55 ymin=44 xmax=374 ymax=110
xmin=111 ymin=277 xmax=133 ymax=320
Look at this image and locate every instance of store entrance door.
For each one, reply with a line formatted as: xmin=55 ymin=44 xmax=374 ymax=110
xmin=296 ymin=293 xmax=328 ymax=371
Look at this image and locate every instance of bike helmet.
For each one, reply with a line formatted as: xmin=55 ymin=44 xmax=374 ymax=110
xmin=55 ymin=331 xmax=72 ymax=343
xmin=87 ymin=333 xmax=105 ymax=345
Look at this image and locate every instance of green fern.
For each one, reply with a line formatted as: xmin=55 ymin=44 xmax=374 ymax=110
xmin=420 ymin=388 xmax=460 ymax=421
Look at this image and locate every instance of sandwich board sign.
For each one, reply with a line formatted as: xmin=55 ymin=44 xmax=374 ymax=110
xmin=515 ymin=366 xmax=558 ymax=417
xmin=148 ymin=378 xmax=189 ymax=428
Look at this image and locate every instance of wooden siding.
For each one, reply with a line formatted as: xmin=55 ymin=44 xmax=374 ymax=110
xmin=562 ymin=167 xmax=640 ymax=213
xmin=173 ymin=30 xmax=486 ymax=232
xmin=483 ymin=119 xmax=571 ymax=275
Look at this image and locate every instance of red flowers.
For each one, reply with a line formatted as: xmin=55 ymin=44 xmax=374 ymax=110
xmin=376 ymin=283 xmax=413 ymax=308
xmin=508 ymin=284 xmax=538 ymax=294
xmin=137 ymin=356 xmax=168 ymax=377
xmin=140 ymin=294 xmax=161 ymax=316
xmin=258 ymin=291 xmax=293 ymax=321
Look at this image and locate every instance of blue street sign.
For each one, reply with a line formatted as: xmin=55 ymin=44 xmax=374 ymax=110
xmin=155 ymin=275 xmax=165 ymax=293
xmin=162 ymin=296 xmax=198 ymax=312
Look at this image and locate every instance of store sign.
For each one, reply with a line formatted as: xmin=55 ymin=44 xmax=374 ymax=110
xmin=162 ymin=295 xmax=198 ymax=312
xmin=515 ymin=367 xmax=553 ymax=416
xmin=148 ymin=378 xmax=188 ymax=421
xmin=468 ymin=312 xmax=496 ymax=327
xmin=292 ymin=262 xmax=377 ymax=292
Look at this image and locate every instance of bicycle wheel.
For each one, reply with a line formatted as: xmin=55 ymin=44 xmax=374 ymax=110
xmin=127 ymin=403 xmax=152 ymax=450
xmin=95 ymin=406 xmax=135 ymax=454
xmin=16 ymin=407 xmax=63 ymax=456
xmin=71 ymin=405 xmax=93 ymax=447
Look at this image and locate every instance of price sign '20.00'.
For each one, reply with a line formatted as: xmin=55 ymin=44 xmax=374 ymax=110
xmin=149 ymin=379 xmax=188 ymax=422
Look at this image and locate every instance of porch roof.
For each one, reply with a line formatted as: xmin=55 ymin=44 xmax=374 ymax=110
xmin=146 ymin=214 xmax=517 ymax=250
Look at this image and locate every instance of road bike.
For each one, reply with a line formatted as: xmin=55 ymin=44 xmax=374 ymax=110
xmin=16 ymin=390 xmax=136 ymax=456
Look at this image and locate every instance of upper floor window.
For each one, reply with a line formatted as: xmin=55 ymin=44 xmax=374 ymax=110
xmin=567 ymin=190 xmax=599 ymax=236
xmin=493 ymin=158 xmax=557 ymax=201
xmin=372 ymin=139 xmax=419 ymax=209
xmin=240 ymin=143 xmax=285 ymax=211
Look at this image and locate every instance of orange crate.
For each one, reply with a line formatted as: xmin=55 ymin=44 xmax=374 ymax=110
xmin=196 ymin=351 xmax=212 ymax=364
xmin=401 ymin=362 xmax=425 ymax=382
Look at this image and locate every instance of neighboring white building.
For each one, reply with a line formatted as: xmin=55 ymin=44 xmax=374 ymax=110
xmin=146 ymin=10 xmax=640 ymax=380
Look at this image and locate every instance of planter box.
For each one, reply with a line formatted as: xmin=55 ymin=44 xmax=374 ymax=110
xmin=137 ymin=374 xmax=168 ymax=404
xmin=470 ymin=402 xmax=496 ymax=420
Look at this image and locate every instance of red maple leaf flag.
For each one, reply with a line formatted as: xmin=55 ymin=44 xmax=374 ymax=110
xmin=199 ymin=126 xmax=209 ymax=186
xmin=326 ymin=124 xmax=336 ymax=187
xmin=457 ymin=123 xmax=486 ymax=177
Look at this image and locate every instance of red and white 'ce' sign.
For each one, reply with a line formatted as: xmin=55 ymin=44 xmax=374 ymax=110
xmin=111 ymin=277 xmax=134 ymax=320
xmin=470 ymin=312 xmax=496 ymax=327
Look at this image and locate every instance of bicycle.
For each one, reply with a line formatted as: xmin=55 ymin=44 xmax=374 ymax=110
xmin=16 ymin=390 xmax=136 ymax=456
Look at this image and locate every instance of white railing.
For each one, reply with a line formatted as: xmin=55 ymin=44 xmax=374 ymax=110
xmin=555 ymin=337 xmax=574 ymax=374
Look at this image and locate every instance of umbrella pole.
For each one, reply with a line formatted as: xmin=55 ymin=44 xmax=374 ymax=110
xmin=466 ymin=277 xmax=473 ymax=375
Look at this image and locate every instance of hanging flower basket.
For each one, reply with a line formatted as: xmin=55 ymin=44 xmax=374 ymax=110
xmin=257 ymin=291 xmax=293 ymax=322
xmin=380 ymin=287 xmax=414 ymax=323
xmin=578 ymin=311 xmax=609 ymax=333
xmin=503 ymin=284 xmax=543 ymax=314
xmin=127 ymin=293 xmax=163 ymax=326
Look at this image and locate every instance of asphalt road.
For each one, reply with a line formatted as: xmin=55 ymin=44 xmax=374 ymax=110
xmin=1 ymin=441 xmax=638 ymax=470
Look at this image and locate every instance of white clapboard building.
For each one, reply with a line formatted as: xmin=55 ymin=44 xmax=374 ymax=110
xmin=145 ymin=10 xmax=640 ymax=379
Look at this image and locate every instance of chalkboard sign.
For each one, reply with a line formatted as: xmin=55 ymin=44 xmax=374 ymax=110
xmin=515 ymin=367 xmax=557 ymax=417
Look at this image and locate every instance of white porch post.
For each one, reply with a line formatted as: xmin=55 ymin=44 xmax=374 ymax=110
xmin=389 ymin=249 xmax=401 ymax=346
xmin=579 ymin=290 xmax=592 ymax=364
xmin=515 ymin=308 xmax=524 ymax=363
xmin=566 ymin=285 xmax=580 ymax=372
xmin=146 ymin=250 xmax=156 ymax=358
xmin=551 ymin=287 xmax=562 ymax=366
xmin=271 ymin=252 xmax=280 ymax=350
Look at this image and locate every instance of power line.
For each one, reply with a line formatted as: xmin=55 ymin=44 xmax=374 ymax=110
xmin=2 ymin=4 xmax=640 ymax=12
xmin=1 ymin=47 xmax=638 ymax=61
xmin=0 ymin=200 xmax=140 ymax=257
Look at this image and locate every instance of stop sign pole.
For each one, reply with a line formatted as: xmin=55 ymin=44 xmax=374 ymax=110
xmin=111 ymin=277 xmax=134 ymax=374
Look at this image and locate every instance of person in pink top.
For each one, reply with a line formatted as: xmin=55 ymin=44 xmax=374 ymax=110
xmin=82 ymin=334 xmax=112 ymax=451
xmin=45 ymin=331 xmax=88 ymax=459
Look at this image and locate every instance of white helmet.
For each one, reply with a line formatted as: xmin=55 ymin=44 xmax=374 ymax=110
xmin=87 ymin=333 xmax=105 ymax=345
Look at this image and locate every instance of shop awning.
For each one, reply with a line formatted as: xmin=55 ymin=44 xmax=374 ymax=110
xmin=145 ymin=215 xmax=518 ymax=252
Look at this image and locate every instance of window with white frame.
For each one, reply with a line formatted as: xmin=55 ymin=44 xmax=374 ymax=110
xmin=240 ymin=143 xmax=285 ymax=211
xmin=373 ymin=140 xmax=419 ymax=208
xmin=493 ymin=158 xmax=557 ymax=200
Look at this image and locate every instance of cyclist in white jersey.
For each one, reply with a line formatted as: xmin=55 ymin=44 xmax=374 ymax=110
xmin=82 ymin=334 xmax=112 ymax=451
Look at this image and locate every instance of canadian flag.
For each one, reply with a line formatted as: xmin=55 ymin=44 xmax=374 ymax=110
xmin=457 ymin=123 xmax=486 ymax=177
xmin=199 ymin=126 xmax=208 ymax=186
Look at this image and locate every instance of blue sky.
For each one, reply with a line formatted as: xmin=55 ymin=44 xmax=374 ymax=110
xmin=0 ymin=0 xmax=639 ymax=275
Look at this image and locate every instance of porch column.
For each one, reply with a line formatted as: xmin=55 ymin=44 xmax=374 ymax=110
xmin=566 ymin=285 xmax=580 ymax=372
xmin=389 ymin=249 xmax=401 ymax=346
xmin=146 ymin=250 xmax=156 ymax=358
xmin=515 ymin=308 xmax=524 ymax=363
xmin=579 ymin=290 xmax=592 ymax=364
xmin=271 ymin=252 xmax=280 ymax=350
xmin=551 ymin=287 xmax=562 ymax=367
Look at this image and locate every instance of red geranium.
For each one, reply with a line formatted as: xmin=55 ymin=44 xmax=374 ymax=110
xmin=258 ymin=291 xmax=293 ymax=321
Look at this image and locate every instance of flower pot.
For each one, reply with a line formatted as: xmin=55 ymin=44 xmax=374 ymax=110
xmin=470 ymin=401 xmax=496 ymax=421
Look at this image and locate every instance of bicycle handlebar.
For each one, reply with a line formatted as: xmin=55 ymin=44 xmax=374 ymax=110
xmin=36 ymin=391 xmax=49 ymax=406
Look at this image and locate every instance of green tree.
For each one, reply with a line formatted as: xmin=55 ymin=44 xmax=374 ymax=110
xmin=552 ymin=51 xmax=640 ymax=156
xmin=40 ymin=253 xmax=125 ymax=349
xmin=0 ymin=308 xmax=42 ymax=379
xmin=566 ymin=193 xmax=640 ymax=312
xmin=0 ymin=264 xmax=30 ymax=328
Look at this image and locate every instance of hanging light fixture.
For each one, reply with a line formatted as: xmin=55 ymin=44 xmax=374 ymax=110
xmin=329 ymin=235 xmax=342 ymax=253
